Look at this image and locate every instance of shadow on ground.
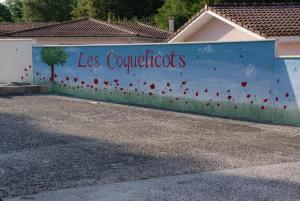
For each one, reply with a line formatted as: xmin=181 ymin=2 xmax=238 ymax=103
xmin=0 ymin=95 xmax=300 ymax=200
xmin=0 ymin=112 xmax=221 ymax=199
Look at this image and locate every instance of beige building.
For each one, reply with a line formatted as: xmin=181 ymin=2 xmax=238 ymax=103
xmin=0 ymin=18 xmax=173 ymax=45
xmin=168 ymin=3 xmax=300 ymax=56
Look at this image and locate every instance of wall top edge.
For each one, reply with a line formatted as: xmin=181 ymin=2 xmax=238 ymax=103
xmin=33 ymin=39 xmax=276 ymax=48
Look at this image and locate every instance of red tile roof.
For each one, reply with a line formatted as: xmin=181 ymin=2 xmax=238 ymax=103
xmin=210 ymin=3 xmax=300 ymax=37
xmin=2 ymin=18 xmax=173 ymax=40
xmin=169 ymin=3 xmax=300 ymax=41
xmin=0 ymin=22 xmax=57 ymax=35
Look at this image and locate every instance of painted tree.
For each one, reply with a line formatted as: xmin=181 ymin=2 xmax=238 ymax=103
xmin=41 ymin=47 xmax=68 ymax=82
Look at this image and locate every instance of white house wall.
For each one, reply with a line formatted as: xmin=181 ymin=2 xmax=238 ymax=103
xmin=277 ymin=41 xmax=300 ymax=56
xmin=184 ymin=18 xmax=257 ymax=42
xmin=0 ymin=39 xmax=33 ymax=84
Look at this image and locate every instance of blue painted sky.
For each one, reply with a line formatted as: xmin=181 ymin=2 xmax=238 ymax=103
xmin=33 ymin=41 xmax=276 ymax=102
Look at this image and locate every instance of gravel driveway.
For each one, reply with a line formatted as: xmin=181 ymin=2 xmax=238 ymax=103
xmin=0 ymin=95 xmax=300 ymax=199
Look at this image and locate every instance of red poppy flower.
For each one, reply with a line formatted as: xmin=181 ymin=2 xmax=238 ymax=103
xmin=135 ymin=88 xmax=138 ymax=92
xmin=204 ymin=89 xmax=208 ymax=93
xmin=91 ymin=85 xmax=94 ymax=89
xmin=285 ymin=93 xmax=289 ymax=98
xmin=129 ymin=83 xmax=133 ymax=87
xmin=195 ymin=92 xmax=199 ymax=96
xmin=167 ymin=83 xmax=170 ymax=87
xmin=86 ymin=85 xmax=90 ymax=88
xmin=227 ymin=90 xmax=231 ymax=93
xmin=114 ymin=79 xmax=119 ymax=83
xmin=43 ymin=77 xmax=46 ymax=80
xmin=181 ymin=81 xmax=187 ymax=85
xmin=24 ymin=68 xmax=27 ymax=72
xmin=81 ymin=81 xmax=85 ymax=85
xmin=216 ymin=92 xmax=219 ymax=97
xmin=21 ymin=76 xmax=24 ymax=80
xmin=246 ymin=94 xmax=251 ymax=98
xmin=169 ymin=89 xmax=173 ymax=92
xmin=176 ymin=97 xmax=179 ymax=101
xmin=162 ymin=91 xmax=166 ymax=94
xmin=150 ymin=84 xmax=155 ymax=90
xmin=227 ymin=96 xmax=232 ymax=100
xmin=184 ymin=92 xmax=187 ymax=95
xmin=149 ymin=92 xmax=153 ymax=96
xmin=74 ymin=77 xmax=78 ymax=82
xmin=54 ymin=74 xmax=57 ymax=78
xmin=143 ymin=81 xmax=147 ymax=85
xmin=66 ymin=76 xmax=69 ymax=81
xmin=61 ymin=80 xmax=64 ymax=84
xmin=284 ymin=105 xmax=287 ymax=109
xmin=36 ymin=73 xmax=39 ymax=76
xmin=241 ymin=81 xmax=248 ymax=87
xmin=94 ymin=79 xmax=99 ymax=85
xmin=261 ymin=106 xmax=265 ymax=110
xmin=29 ymin=65 xmax=32 ymax=69
xmin=276 ymin=97 xmax=279 ymax=102
xmin=263 ymin=98 xmax=269 ymax=103
xmin=104 ymin=81 xmax=109 ymax=85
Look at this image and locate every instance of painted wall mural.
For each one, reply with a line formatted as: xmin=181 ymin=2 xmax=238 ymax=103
xmin=32 ymin=41 xmax=300 ymax=126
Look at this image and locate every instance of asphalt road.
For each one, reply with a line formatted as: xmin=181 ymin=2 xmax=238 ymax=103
xmin=7 ymin=162 xmax=300 ymax=201
xmin=0 ymin=95 xmax=300 ymax=200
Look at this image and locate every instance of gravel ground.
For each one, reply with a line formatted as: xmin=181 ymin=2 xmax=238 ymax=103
xmin=0 ymin=95 xmax=300 ymax=199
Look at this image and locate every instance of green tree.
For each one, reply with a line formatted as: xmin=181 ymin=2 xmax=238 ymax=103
xmin=5 ymin=0 xmax=23 ymax=22
xmin=72 ymin=0 xmax=164 ymax=21
xmin=0 ymin=3 xmax=13 ymax=22
xmin=154 ymin=0 xmax=205 ymax=30
xmin=41 ymin=48 xmax=68 ymax=82
xmin=23 ymin=0 xmax=76 ymax=22
xmin=72 ymin=0 xmax=95 ymax=18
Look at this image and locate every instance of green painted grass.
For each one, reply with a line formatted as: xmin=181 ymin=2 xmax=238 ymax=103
xmin=47 ymin=83 xmax=300 ymax=127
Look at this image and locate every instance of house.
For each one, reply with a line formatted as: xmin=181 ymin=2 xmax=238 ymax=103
xmin=168 ymin=3 xmax=300 ymax=56
xmin=0 ymin=18 xmax=173 ymax=45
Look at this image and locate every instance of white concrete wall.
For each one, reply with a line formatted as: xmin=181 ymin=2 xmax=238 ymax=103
xmin=185 ymin=18 xmax=257 ymax=42
xmin=0 ymin=39 xmax=33 ymax=84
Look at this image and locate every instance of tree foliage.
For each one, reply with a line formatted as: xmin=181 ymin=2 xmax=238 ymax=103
xmin=5 ymin=0 xmax=23 ymax=22
xmin=41 ymin=47 xmax=68 ymax=67
xmin=41 ymin=47 xmax=68 ymax=81
xmin=72 ymin=0 xmax=164 ymax=21
xmin=23 ymin=0 xmax=76 ymax=22
xmin=0 ymin=3 xmax=13 ymax=22
xmin=154 ymin=0 xmax=206 ymax=30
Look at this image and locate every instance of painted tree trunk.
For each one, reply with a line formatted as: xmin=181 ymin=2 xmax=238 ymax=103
xmin=50 ymin=65 xmax=55 ymax=81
